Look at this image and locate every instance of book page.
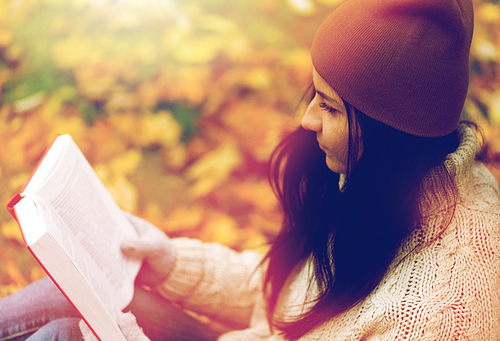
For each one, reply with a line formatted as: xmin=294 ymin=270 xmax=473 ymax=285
xmin=26 ymin=136 xmax=141 ymax=311
xmin=15 ymin=197 xmax=127 ymax=341
xmin=29 ymin=196 xmax=125 ymax=321
xmin=22 ymin=135 xmax=70 ymax=196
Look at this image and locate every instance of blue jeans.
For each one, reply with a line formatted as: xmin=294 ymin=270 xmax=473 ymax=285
xmin=0 ymin=277 xmax=220 ymax=341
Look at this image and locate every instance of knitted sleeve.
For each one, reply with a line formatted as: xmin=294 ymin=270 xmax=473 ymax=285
xmin=156 ymin=237 xmax=265 ymax=326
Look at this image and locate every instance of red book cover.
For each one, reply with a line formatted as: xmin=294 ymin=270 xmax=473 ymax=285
xmin=5 ymin=136 xmax=59 ymax=223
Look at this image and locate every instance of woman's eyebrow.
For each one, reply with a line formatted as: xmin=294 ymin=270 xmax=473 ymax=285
xmin=316 ymin=90 xmax=340 ymax=105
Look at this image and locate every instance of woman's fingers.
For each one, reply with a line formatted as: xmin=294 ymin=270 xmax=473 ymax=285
xmin=120 ymin=214 xmax=177 ymax=287
xmin=118 ymin=312 xmax=151 ymax=341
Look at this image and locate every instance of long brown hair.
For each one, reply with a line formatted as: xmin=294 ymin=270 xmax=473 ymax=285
xmin=263 ymin=103 xmax=460 ymax=340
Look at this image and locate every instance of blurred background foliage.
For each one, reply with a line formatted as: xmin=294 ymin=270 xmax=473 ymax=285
xmin=0 ymin=0 xmax=499 ymax=298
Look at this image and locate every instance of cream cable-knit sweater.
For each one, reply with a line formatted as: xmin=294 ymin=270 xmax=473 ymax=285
xmin=157 ymin=125 xmax=500 ymax=340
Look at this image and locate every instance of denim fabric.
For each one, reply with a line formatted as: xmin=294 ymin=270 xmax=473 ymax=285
xmin=26 ymin=319 xmax=82 ymax=341
xmin=0 ymin=277 xmax=220 ymax=341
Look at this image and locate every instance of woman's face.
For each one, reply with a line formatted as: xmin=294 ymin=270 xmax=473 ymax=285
xmin=301 ymin=68 xmax=356 ymax=173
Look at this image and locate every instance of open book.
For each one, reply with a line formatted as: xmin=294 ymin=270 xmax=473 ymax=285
xmin=6 ymin=135 xmax=142 ymax=341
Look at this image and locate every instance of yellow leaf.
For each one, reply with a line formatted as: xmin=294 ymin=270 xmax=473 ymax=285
xmin=106 ymin=7 xmax=141 ymax=30
xmin=223 ymin=35 xmax=250 ymax=62
xmin=163 ymin=204 xmax=205 ymax=234
xmin=30 ymin=266 xmax=46 ymax=282
xmin=231 ymin=179 xmax=279 ymax=212
xmin=258 ymin=0 xmax=280 ymax=13
xmin=138 ymin=111 xmax=183 ymax=148
xmin=484 ymin=92 xmax=500 ymax=126
xmin=137 ymin=80 xmax=160 ymax=110
xmin=243 ymin=68 xmax=272 ymax=90
xmin=91 ymin=118 xmax=129 ymax=163
xmin=139 ymin=201 xmax=164 ymax=229
xmin=477 ymin=3 xmax=500 ymax=24
xmin=105 ymin=91 xmax=138 ymax=114
xmin=4 ymin=45 xmax=23 ymax=63
xmin=163 ymin=144 xmax=188 ymax=171
xmin=9 ymin=173 xmax=30 ymax=192
xmin=0 ymin=284 xmax=24 ymax=299
xmin=315 ymin=0 xmax=346 ymax=6
xmin=94 ymin=164 xmax=111 ymax=186
xmin=40 ymin=94 xmax=63 ymax=121
xmin=282 ymin=48 xmax=313 ymax=87
xmin=1 ymin=219 xmax=24 ymax=244
xmin=187 ymin=142 xmax=242 ymax=198
xmin=472 ymin=38 xmax=498 ymax=62
xmin=221 ymin=103 xmax=295 ymax=161
xmin=0 ymin=1 xmax=10 ymax=23
xmin=162 ymin=25 xmax=191 ymax=53
xmin=109 ymin=150 xmax=141 ymax=176
xmin=247 ymin=213 xmax=283 ymax=236
xmin=287 ymin=0 xmax=317 ymax=15
xmin=463 ymin=100 xmax=489 ymax=133
xmin=51 ymin=116 xmax=87 ymax=144
xmin=5 ymin=261 xmax=28 ymax=286
xmin=105 ymin=175 xmax=138 ymax=212
xmin=0 ymin=110 xmax=52 ymax=169
xmin=108 ymin=113 xmax=141 ymax=149
xmin=200 ymin=14 xmax=238 ymax=33
xmin=162 ymin=66 xmax=211 ymax=105
xmin=199 ymin=210 xmax=240 ymax=247
xmin=52 ymin=36 xmax=95 ymax=70
xmin=172 ymin=36 xmax=222 ymax=64
xmin=134 ymin=40 xmax=158 ymax=65
xmin=74 ymin=62 xmax=117 ymax=101
xmin=0 ymin=28 xmax=12 ymax=48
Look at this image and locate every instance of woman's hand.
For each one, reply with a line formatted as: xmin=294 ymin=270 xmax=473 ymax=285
xmin=121 ymin=212 xmax=177 ymax=288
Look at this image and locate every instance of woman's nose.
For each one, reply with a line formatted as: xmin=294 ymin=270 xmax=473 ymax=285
xmin=301 ymin=100 xmax=322 ymax=132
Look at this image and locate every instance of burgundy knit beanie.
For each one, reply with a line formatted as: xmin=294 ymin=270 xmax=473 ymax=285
xmin=311 ymin=0 xmax=474 ymax=137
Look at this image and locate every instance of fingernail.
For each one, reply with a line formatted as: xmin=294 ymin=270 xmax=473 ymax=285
xmin=121 ymin=240 xmax=136 ymax=255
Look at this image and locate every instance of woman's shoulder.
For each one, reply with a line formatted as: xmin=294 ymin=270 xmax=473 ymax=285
xmin=361 ymin=173 xmax=500 ymax=340
xmin=404 ymin=160 xmax=500 ymax=273
xmin=434 ymin=161 xmax=500 ymax=251
xmin=462 ymin=161 xmax=500 ymax=214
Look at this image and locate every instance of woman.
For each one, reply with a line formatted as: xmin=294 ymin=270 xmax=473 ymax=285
xmin=2 ymin=0 xmax=500 ymax=339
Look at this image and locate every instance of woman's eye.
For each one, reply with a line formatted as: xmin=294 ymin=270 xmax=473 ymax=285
xmin=319 ymin=102 xmax=336 ymax=114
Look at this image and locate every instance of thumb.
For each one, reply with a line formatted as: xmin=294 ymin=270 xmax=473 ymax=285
xmin=121 ymin=237 xmax=154 ymax=260
xmin=120 ymin=228 xmax=176 ymax=286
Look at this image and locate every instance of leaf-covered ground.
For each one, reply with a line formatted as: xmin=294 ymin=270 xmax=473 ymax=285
xmin=0 ymin=0 xmax=499 ymax=298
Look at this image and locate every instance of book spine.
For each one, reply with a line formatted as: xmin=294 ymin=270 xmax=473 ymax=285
xmin=5 ymin=135 xmax=62 ymax=220
xmin=6 ymin=193 xmax=22 ymax=221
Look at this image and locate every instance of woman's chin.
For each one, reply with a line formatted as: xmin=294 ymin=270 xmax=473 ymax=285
xmin=325 ymin=157 xmax=346 ymax=174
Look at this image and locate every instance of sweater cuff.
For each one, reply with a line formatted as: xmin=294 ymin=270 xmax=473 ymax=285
xmin=156 ymin=238 xmax=205 ymax=302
